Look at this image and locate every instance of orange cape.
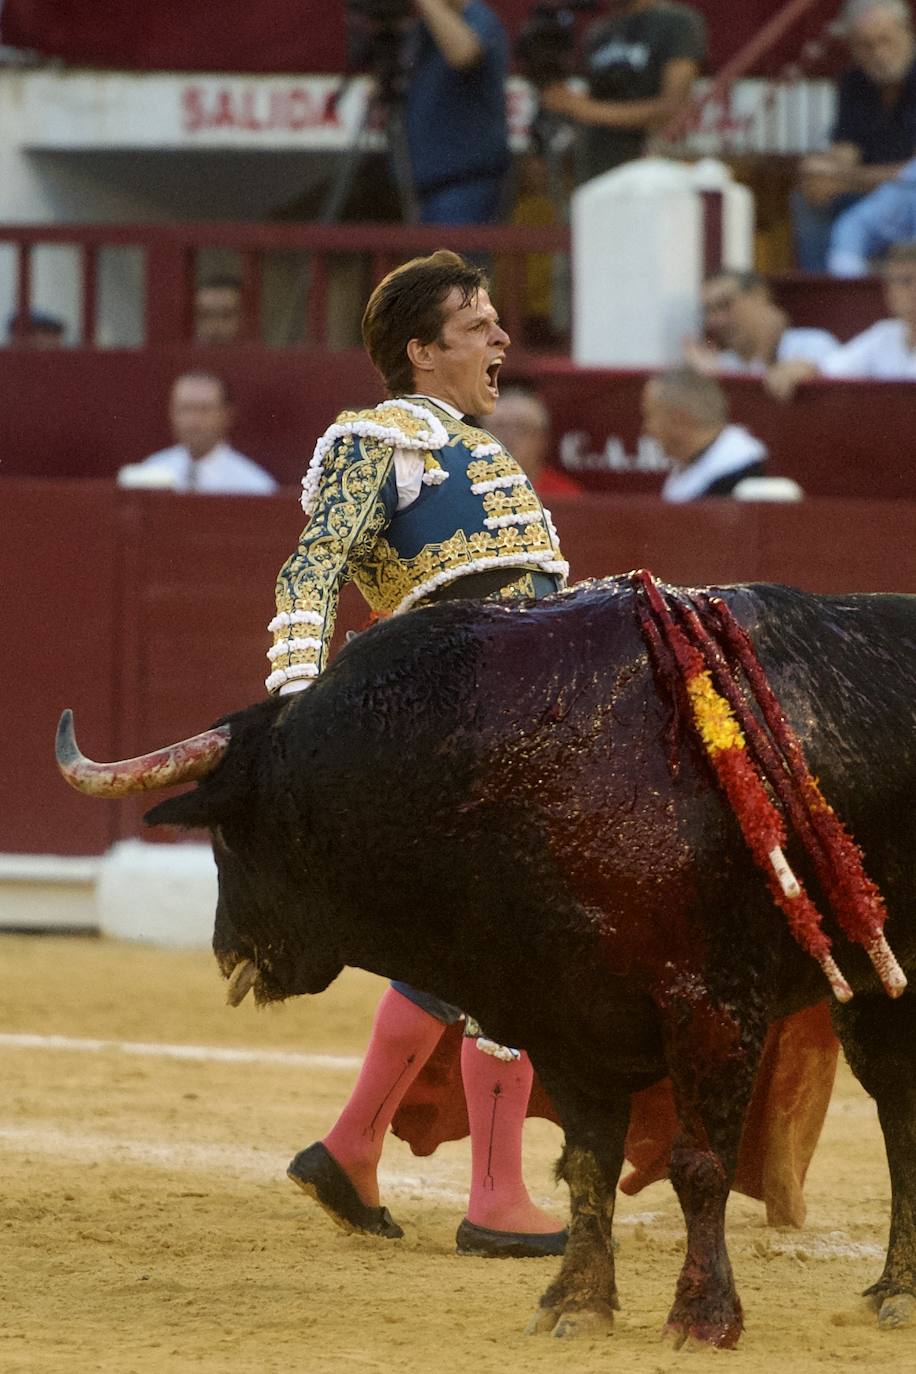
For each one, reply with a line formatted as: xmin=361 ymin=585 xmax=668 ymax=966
xmin=391 ymin=1003 xmax=838 ymax=1227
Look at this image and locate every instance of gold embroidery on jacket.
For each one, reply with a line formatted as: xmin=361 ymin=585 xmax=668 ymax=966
xmin=272 ymin=434 xmax=394 ymax=677
xmin=269 ymin=408 xmax=567 ymax=690
xmin=353 ymin=523 xmax=559 ymax=612
xmin=466 ymin=454 xmax=519 ymax=484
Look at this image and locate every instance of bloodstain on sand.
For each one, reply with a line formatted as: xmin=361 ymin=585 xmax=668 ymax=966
xmin=1 ymin=936 xmax=914 ymax=1373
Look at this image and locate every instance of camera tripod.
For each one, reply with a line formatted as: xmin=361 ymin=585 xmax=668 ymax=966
xmin=271 ymin=74 xmax=418 ymax=347
xmin=322 ymin=76 xmax=419 ymax=225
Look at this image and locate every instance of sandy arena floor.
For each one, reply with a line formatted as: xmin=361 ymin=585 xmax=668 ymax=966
xmin=1 ymin=933 xmax=914 ymax=1374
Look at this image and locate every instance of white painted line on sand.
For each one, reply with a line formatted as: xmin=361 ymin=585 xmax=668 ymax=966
xmin=769 ymin=1232 xmax=884 ymax=1261
xmin=0 ymin=1122 xmax=468 ymax=1203
xmin=0 ymin=1031 xmax=362 ymax=1072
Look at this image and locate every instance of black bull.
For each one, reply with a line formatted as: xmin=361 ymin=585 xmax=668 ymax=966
xmin=58 ymin=577 xmax=916 ymax=1345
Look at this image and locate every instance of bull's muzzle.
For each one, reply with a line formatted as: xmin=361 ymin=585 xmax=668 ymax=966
xmin=55 ymin=708 xmax=230 ymax=797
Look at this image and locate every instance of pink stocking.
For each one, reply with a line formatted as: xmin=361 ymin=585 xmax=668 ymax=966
xmin=461 ymin=1040 xmax=562 ymax=1233
xmin=322 ymin=985 xmax=444 ymax=1206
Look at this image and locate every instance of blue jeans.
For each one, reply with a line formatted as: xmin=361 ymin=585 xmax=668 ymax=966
xmin=791 ymin=189 xmax=864 ymax=271
xmin=418 ymin=175 xmax=505 ymax=226
xmin=390 ymin=979 xmax=463 ymax=1025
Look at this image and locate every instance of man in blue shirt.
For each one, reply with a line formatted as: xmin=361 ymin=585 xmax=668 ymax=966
xmin=793 ymin=0 xmax=916 ymax=271
xmin=828 ymin=155 xmax=916 ymax=273
xmin=404 ymin=0 xmax=511 ymax=224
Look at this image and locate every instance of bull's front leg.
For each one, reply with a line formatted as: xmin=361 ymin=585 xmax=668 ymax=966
xmin=833 ymin=989 xmax=916 ymax=1329
xmin=665 ymin=1134 xmax=742 ymax=1348
xmin=662 ymin=996 xmax=766 ymax=1350
xmin=526 ymin=1079 xmax=629 ymax=1339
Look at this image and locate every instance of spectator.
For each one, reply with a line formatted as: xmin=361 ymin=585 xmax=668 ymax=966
xmin=404 ymin=0 xmax=511 ymax=224
xmin=485 ymin=385 xmax=584 ymax=496
xmin=793 ymin=0 xmax=916 ymax=271
xmin=7 ymin=309 xmax=65 ymax=347
xmin=770 ymin=240 xmax=916 ymax=395
xmin=692 ymin=270 xmax=747 ymax=355
xmin=118 ymin=372 xmax=277 ymax=494
xmin=194 ymin=275 xmax=244 ymax=344
xmin=684 ymin=271 xmax=840 ymax=388
xmin=641 ymin=368 xmax=768 ymax=500
xmin=540 ymin=0 xmax=707 ymax=184
xmin=828 ymin=154 xmax=916 ymax=274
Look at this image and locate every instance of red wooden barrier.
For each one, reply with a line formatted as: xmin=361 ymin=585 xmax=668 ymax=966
xmin=0 ymin=346 xmax=381 ymax=484
xmin=0 ymin=224 xmax=888 ymax=353
xmin=2 ymin=343 xmax=914 ymax=500
xmin=530 ymin=365 xmax=916 ymax=502
xmin=0 ymin=222 xmax=571 ymax=355
xmin=770 ymin=274 xmax=885 ymax=342
xmin=1 ymin=481 xmax=121 ymax=855
xmin=3 ymin=480 xmax=915 ymax=857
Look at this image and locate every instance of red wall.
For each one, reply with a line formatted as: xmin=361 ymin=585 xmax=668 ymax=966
xmin=770 ymin=276 xmax=884 ymax=340
xmin=0 ymin=347 xmax=381 ymax=486
xmin=3 ymin=343 xmax=912 ymax=501
xmin=532 ymin=366 xmax=916 ymax=501
xmin=1 ymin=1 xmax=843 ymax=77
xmin=3 ymin=479 xmax=914 ymax=857
xmin=2 ymin=482 xmax=121 ymax=855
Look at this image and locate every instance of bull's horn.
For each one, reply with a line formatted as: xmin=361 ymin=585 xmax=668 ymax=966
xmin=226 ymin=959 xmax=258 ymax=1007
xmin=55 ymin=709 xmax=230 ymax=797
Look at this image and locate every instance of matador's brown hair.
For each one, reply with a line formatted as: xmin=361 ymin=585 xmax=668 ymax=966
xmin=361 ymin=250 xmax=489 ymax=396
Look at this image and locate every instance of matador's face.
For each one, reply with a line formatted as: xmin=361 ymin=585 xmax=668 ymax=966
xmin=411 ymin=287 xmax=510 ymax=418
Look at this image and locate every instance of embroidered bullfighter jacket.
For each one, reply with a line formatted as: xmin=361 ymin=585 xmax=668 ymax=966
xmin=266 ymin=398 xmax=568 ymax=694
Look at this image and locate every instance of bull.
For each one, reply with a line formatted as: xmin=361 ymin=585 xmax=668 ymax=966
xmin=56 ymin=575 xmax=916 ymax=1346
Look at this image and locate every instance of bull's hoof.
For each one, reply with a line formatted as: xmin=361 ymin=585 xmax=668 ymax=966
xmin=553 ymin=1309 xmax=615 ymax=1339
xmin=862 ymin=1280 xmax=916 ymax=1327
xmin=526 ymin=1304 xmax=615 ymax=1338
xmin=662 ymin=1317 xmax=742 ymax=1351
xmin=878 ymin=1293 xmax=916 ymax=1329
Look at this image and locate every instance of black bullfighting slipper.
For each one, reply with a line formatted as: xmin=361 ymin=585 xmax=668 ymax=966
xmin=286 ymin=1142 xmax=404 ymax=1240
xmin=455 ymin=1218 xmax=569 ymax=1258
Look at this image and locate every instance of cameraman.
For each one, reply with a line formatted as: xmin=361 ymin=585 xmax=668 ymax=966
xmin=539 ymin=0 xmax=706 ymax=183
xmin=404 ymin=0 xmax=511 ymax=223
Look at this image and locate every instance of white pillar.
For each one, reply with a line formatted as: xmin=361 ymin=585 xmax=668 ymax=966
xmin=96 ymin=840 xmax=217 ymax=948
xmin=572 ymin=158 xmax=754 ymax=368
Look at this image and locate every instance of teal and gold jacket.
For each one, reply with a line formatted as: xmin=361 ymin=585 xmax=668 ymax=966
xmin=266 ymin=398 xmax=568 ymax=693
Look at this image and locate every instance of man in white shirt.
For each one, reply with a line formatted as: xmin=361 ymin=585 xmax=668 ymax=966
xmin=684 ymin=271 xmax=839 ymax=393
xmin=642 ymin=367 xmax=769 ymax=501
xmin=821 ymin=239 xmax=916 ymax=377
xmin=768 ymin=240 xmax=916 ymax=398
xmin=118 ymin=372 xmax=277 ymax=494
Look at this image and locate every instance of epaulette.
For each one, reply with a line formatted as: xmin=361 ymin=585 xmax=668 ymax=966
xmin=300 ymin=400 xmax=450 ymax=515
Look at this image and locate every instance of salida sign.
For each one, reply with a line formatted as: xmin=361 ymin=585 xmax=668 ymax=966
xmin=181 ymin=83 xmax=348 ymax=134
xmin=180 ymin=77 xmax=530 ymax=143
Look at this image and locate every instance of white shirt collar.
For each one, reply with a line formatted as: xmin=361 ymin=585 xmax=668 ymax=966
xmin=182 ymin=442 xmax=234 ymax=491
xmin=196 ymin=441 xmax=235 ymax=464
xmin=661 ymin=425 xmax=767 ymax=503
xmin=403 ymin=394 xmax=464 ymax=421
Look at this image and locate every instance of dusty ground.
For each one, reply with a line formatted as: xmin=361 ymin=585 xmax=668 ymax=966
xmin=1 ymin=934 xmax=914 ymax=1374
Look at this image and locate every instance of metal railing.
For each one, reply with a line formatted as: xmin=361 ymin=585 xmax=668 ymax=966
xmin=0 ymin=221 xmax=572 ymax=353
xmin=666 ymin=0 xmax=838 ymax=156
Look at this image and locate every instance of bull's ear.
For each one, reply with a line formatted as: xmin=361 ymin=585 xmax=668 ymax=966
xmin=144 ymin=787 xmax=214 ymax=831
